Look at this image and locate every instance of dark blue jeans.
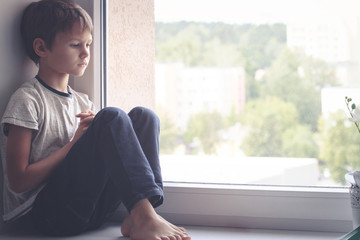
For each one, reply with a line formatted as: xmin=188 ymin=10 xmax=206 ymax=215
xmin=30 ymin=107 xmax=164 ymax=236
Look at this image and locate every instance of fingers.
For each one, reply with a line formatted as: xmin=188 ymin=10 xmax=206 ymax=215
xmin=79 ymin=115 xmax=94 ymax=127
xmin=76 ymin=110 xmax=95 ymax=119
xmin=76 ymin=112 xmax=94 ymax=119
xmin=86 ymin=109 xmax=95 ymax=115
xmin=82 ymin=109 xmax=94 ymax=114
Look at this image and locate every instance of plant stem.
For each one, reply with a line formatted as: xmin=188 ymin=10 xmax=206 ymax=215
xmin=346 ymin=98 xmax=360 ymax=134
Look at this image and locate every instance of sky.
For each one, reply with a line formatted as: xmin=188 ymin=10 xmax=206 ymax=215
xmin=155 ymin=0 xmax=360 ymax=24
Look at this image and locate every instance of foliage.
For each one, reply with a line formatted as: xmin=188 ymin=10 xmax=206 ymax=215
xmin=155 ymin=21 xmax=346 ymax=185
xmin=156 ymin=22 xmax=287 ymax=103
xmin=281 ymin=125 xmax=318 ymax=158
xmin=345 ymin=96 xmax=360 ymax=134
xmin=241 ymin=96 xmax=313 ymax=157
xmin=318 ymin=111 xmax=360 ymax=185
xmin=260 ymin=48 xmax=338 ymax=131
xmin=158 ymin=109 xmax=181 ymax=154
xmin=226 ymin=105 xmax=242 ymax=127
xmin=185 ymin=111 xmax=225 ymax=154
xmin=156 ymin=22 xmax=286 ymax=69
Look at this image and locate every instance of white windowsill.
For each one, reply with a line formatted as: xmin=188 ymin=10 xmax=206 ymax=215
xmin=151 ymin=182 xmax=353 ymax=233
xmin=0 ymin=222 xmax=345 ymax=239
xmin=113 ymin=182 xmax=352 ymax=233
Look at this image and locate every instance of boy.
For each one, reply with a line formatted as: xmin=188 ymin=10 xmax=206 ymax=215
xmin=0 ymin=0 xmax=191 ymax=239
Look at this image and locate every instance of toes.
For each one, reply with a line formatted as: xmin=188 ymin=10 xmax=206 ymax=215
xmin=183 ymin=235 xmax=192 ymax=240
xmin=169 ymin=222 xmax=187 ymax=233
xmin=171 ymin=235 xmax=184 ymax=240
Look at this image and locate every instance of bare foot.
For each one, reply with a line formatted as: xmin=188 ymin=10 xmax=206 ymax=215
xmin=121 ymin=199 xmax=191 ymax=240
xmin=121 ymin=213 xmax=132 ymax=237
xmin=158 ymin=215 xmax=188 ymax=234
xmin=129 ymin=214 xmax=190 ymax=240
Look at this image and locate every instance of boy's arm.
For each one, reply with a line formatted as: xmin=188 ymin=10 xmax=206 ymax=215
xmin=6 ymin=113 xmax=94 ymax=193
xmin=6 ymin=125 xmax=74 ymax=193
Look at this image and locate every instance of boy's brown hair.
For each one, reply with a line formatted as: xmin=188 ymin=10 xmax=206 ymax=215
xmin=20 ymin=0 xmax=93 ymax=64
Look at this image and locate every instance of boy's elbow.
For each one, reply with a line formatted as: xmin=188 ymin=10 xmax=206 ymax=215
xmin=8 ymin=178 xmax=29 ymax=194
xmin=9 ymin=183 xmax=25 ymax=194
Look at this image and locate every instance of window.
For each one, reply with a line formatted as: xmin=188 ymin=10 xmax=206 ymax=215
xmin=102 ymin=0 xmax=354 ymax=232
xmin=72 ymin=0 xmax=105 ymax=111
xmin=154 ymin=0 xmax=360 ymax=189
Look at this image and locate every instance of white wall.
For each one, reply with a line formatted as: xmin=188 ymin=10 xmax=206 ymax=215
xmin=0 ymin=0 xmax=38 ymax=118
xmin=0 ymin=0 xmax=37 ymax=229
xmin=107 ymin=0 xmax=155 ymax=112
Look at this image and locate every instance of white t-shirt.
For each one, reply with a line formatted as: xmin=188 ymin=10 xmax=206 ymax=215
xmin=0 ymin=76 xmax=95 ymax=221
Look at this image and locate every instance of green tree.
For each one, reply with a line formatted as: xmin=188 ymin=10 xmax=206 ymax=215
xmin=156 ymin=27 xmax=204 ymax=66
xmin=300 ymin=55 xmax=339 ymax=88
xmin=241 ymin=96 xmax=318 ymax=158
xmin=318 ymin=111 xmax=360 ymax=185
xmin=158 ymin=109 xmax=181 ymax=154
xmin=281 ymin=125 xmax=318 ymax=158
xmin=260 ymin=48 xmax=338 ymax=131
xmin=155 ymin=22 xmax=287 ymax=102
xmin=155 ymin=22 xmax=286 ymax=71
xmin=202 ymin=38 xmax=244 ymax=67
xmin=185 ymin=111 xmax=225 ymax=154
xmin=226 ymin=105 xmax=241 ymax=127
xmin=240 ymin=24 xmax=286 ymax=72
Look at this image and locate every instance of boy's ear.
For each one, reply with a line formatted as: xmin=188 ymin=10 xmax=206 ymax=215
xmin=33 ymin=38 xmax=48 ymax=57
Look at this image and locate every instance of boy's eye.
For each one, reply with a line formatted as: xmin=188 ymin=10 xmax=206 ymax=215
xmin=70 ymin=43 xmax=80 ymax=47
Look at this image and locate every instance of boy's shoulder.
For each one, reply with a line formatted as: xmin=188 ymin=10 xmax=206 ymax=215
xmin=10 ymin=78 xmax=42 ymax=101
xmin=9 ymin=77 xmax=95 ymax=111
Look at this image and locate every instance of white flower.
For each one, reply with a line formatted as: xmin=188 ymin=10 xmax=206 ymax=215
xmin=349 ymin=108 xmax=360 ymax=123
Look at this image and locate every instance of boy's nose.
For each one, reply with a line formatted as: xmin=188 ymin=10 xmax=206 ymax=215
xmin=80 ymin=46 xmax=90 ymax=58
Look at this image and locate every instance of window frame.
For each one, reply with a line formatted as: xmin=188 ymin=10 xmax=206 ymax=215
xmin=72 ymin=0 xmax=106 ymax=110
xmin=157 ymin=183 xmax=352 ymax=233
xmin=95 ymin=0 xmax=353 ymax=233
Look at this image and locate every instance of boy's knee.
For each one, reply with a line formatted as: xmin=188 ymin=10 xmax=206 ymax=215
xmin=95 ymin=107 xmax=128 ymax=123
xmin=129 ymin=107 xmax=159 ymax=124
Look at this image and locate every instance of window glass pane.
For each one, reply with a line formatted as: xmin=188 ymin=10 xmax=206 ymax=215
xmin=155 ymin=0 xmax=360 ymax=187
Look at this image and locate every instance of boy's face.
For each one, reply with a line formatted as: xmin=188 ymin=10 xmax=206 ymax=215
xmin=42 ymin=21 xmax=92 ymax=77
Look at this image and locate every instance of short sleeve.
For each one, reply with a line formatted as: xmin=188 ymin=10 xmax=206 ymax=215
xmin=1 ymin=88 xmax=40 ymax=136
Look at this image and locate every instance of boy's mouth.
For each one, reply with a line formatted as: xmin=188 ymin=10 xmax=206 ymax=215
xmin=78 ymin=62 xmax=88 ymax=67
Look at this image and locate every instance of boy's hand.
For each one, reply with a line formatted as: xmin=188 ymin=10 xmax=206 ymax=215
xmin=72 ymin=110 xmax=95 ymax=142
xmin=76 ymin=110 xmax=95 ymax=120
